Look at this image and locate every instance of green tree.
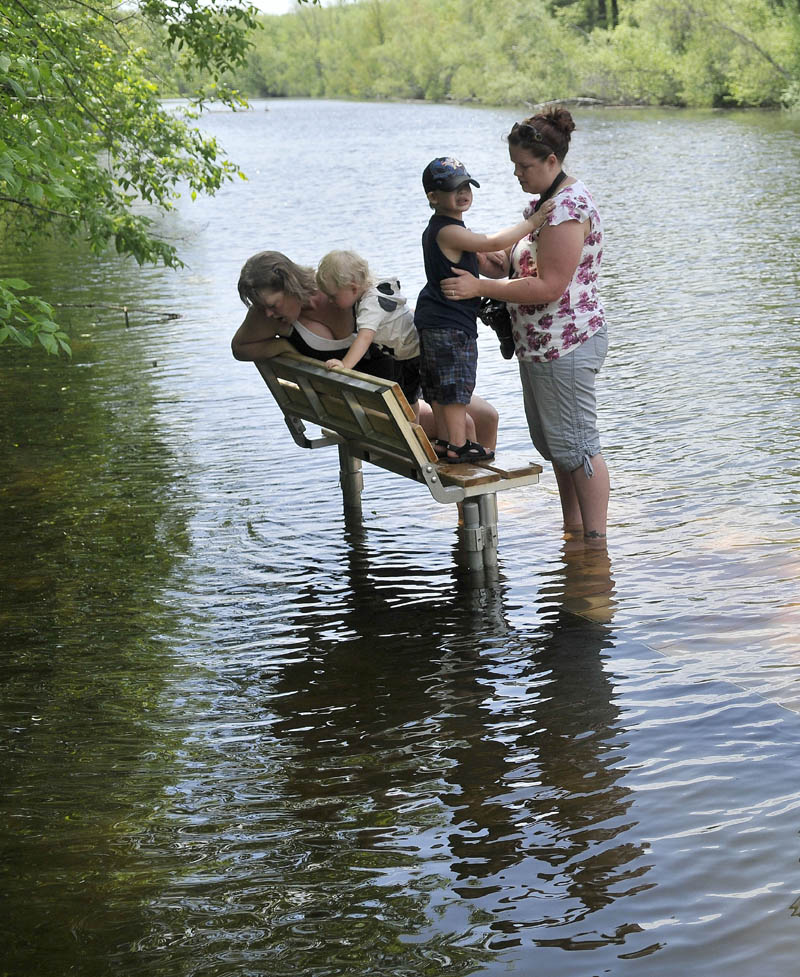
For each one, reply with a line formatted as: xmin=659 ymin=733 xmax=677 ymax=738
xmin=0 ymin=0 xmax=258 ymax=355
xmin=610 ymin=0 xmax=799 ymax=106
xmin=180 ymin=0 xmax=800 ymax=109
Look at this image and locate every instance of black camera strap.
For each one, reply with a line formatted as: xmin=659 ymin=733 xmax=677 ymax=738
xmin=534 ymin=170 xmax=568 ymax=211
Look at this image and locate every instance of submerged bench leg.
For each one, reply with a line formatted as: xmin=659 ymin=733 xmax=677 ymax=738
xmin=338 ymin=444 xmax=363 ymax=513
xmin=478 ymin=494 xmax=499 ymax=569
xmin=461 ymin=495 xmax=499 ymax=572
xmin=461 ymin=500 xmax=485 ymax=573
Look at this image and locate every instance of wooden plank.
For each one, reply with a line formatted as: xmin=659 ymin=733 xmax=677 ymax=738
xmin=319 ymin=392 xmax=397 ymax=437
xmin=480 ymin=455 xmax=543 ymax=478
xmin=411 ymin=424 xmax=438 ymax=464
xmin=278 ymin=383 xmax=401 ymax=438
xmin=437 ymin=465 xmax=502 ymax=488
xmin=268 ymin=355 xmax=396 ymax=398
xmin=320 ymin=362 xmax=414 ymax=420
xmin=463 ymin=471 xmax=540 ymax=498
xmin=379 ymin=387 xmax=441 ymax=471
xmin=277 ymin=379 xmax=390 ymax=418
xmin=275 ymin=378 xmax=395 ymax=422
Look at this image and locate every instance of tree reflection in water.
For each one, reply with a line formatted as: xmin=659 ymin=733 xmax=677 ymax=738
xmin=246 ymin=522 xmax=655 ymax=972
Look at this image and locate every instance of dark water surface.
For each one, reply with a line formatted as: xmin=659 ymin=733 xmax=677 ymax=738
xmin=2 ymin=100 xmax=799 ymax=976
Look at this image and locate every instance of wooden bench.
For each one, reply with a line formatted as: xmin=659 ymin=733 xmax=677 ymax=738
xmin=255 ymin=352 xmax=542 ymax=570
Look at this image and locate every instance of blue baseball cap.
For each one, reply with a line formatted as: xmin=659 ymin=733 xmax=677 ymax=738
xmin=422 ymin=157 xmax=480 ymax=193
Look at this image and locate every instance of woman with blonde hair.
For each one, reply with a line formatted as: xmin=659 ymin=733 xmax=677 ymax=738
xmin=233 ymin=250 xmax=498 ymax=453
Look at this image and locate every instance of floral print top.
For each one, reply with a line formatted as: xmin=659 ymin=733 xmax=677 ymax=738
xmin=508 ymin=180 xmax=605 ymax=362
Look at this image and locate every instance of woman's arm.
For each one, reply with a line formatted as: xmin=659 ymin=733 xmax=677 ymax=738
xmin=326 ymin=328 xmax=375 ymax=371
xmin=231 ymin=305 xmax=292 ymax=361
xmin=441 ymin=220 xmax=586 ymax=304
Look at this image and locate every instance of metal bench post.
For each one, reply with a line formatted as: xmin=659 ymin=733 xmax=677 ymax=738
xmin=461 ymin=500 xmax=485 ymax=572
xmin=338 ymin=443 xmax=363 ymax=514
xmin=478 ymin=493 xmax=499 ymax=569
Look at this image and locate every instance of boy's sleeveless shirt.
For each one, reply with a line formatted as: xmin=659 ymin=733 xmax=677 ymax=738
xmin=414 ymin=214 xmax=480 ymax=337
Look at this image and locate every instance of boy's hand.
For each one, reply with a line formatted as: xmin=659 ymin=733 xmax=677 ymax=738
xmin=478 ymin=250 xmax=508 ymax=277
xmin=524 ymin=197 xmax=556 ymax=229
xmin=325 ymin=358 xmax=344 ymax=370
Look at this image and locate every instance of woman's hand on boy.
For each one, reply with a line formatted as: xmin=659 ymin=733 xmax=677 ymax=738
xmin=441 ymin=267 xmax=481 ymax=301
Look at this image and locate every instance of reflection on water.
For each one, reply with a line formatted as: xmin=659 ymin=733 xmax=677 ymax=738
xmin=125 ymin=537 xmax=643 ymax=976
xmin=0 ymin=335 xmax=193 ymax=975
xmin=2 ymin=101 xmax=800 ymax=976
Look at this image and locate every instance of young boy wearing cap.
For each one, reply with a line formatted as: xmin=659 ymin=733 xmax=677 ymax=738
xmin=414 ymin=156 xmax=552 ymax=463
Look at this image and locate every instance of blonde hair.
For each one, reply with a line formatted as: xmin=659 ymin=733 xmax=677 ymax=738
xmin=238 ymin=251 xmax=317 ymax=308
xmin=316 ymin=250 xmax=372 ymax=295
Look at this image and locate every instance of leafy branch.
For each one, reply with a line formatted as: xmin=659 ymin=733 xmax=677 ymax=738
xmin=0 ymin=0 xmax=259 ymax=355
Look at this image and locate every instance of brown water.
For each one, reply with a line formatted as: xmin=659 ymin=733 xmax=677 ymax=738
xmin=1 ymin=100 xmax=799 ymax=976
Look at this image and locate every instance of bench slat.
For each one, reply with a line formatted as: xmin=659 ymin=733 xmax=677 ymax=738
xmin=322 ymin=364 xmax=416 ymax=422
xmin=411 ymin=424 xmax=438 ymax=464
xmin=268 ymin=354 xmax=401 ymax=399
xmin=437 ymin=465 xmax=502 ymax=488
xmin=278 ymin=382 xmax=418 ymax=458
xmin=479 ymin=457 xmax=543 ymax=479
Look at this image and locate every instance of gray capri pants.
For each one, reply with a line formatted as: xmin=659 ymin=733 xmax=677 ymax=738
xmin=519 ymin=325 xmax=608 ymax=476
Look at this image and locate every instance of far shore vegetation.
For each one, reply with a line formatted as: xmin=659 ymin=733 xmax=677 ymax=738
xmin=157 ymin=0 xmax=800 ymax=112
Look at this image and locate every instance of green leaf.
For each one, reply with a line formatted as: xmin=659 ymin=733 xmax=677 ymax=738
xmin=38 ymin=332 xmax=59 ymax=354
xmin=5 ymin=323 xmax=34 ymax=347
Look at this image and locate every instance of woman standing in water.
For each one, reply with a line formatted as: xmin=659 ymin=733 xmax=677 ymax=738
xmin=441 ymin=107 xmax=609 ymax=547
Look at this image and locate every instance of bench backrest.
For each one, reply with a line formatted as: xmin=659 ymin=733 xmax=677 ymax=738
xmin=255 ymin=352 xmax=542 ymax=504
xmin=256 ymin=352 xmax=437 ymax=466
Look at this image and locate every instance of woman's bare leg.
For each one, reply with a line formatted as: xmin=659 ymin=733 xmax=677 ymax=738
xmin=554 ymin=465 xmax=583 ymax=532
xmin=555 ymin=454 xmax=609 ymax=546
xmin=573 ymin=453 xmax=609 ymax=546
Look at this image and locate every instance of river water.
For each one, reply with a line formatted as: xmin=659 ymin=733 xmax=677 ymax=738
xmin=1 ymin=99 xmax=799 ymax=976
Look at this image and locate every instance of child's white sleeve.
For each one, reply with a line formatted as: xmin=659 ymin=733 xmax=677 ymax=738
xmin=356 ymin=281 xmax=405 ymax=335
xmin=355 ymin=291 xmax=386 ymax=334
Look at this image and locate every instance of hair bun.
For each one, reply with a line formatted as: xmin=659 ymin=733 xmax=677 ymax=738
xmin=539 ymin=106 xmax=575 ymax=136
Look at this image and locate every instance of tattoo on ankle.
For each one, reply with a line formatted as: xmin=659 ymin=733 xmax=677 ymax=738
xmin=583 ymin=530 xmax=607 ymax=539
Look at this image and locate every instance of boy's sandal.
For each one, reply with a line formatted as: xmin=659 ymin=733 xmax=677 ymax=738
xmin=444 ymin=440 xmax=495 ymax=464
xmin=431 ymin=437 xmax=449 ymax=458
